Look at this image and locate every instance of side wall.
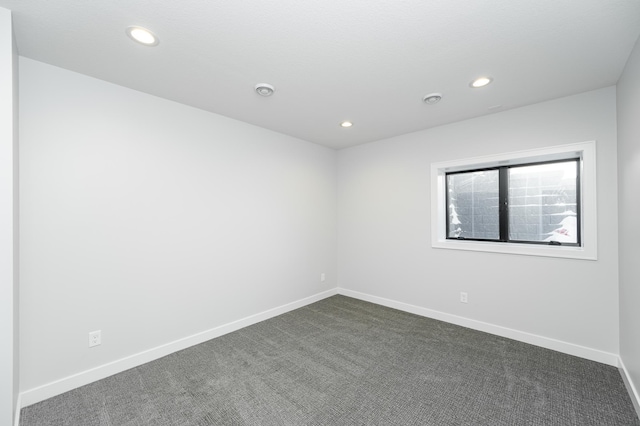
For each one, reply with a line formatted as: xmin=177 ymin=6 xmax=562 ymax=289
xmin=338 ymin=87 xmax=619 ymax=363
xmin=617 ymin=35 xmax=640 ymax=412
xmin=0 ymin=6 xmax=19 ymax=426
xmin=19 ymin=58 xmax=337 ymax=401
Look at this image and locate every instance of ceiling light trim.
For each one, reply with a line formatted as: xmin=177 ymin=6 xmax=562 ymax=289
xmin=470 ymin=76 xmax=493 ymax=88
xmin=126 ymin=26 xmax=159 ymax=46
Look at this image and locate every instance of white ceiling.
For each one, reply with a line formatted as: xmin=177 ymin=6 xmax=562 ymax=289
xmin=2 ymin=0 xmax=640 ymax=149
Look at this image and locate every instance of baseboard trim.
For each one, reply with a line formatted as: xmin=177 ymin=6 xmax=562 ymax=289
xmin=337 ymin=288 xmax=619 ymax=366
xmin=14 ymin=393 xmax=21 ymax=426
xmin=619 ymin=357 xmax=640 ymax=419
xmin=20 ymin=288 xmax=338 ymax=407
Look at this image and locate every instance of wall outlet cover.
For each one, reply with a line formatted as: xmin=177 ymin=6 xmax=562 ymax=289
xmin=89 ymin=330 xmax=101 ymax=347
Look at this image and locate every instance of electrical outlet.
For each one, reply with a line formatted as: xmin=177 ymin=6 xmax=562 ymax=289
xmin=460 ymin=292 xmax=468 ymax=303
xmin=89 ymin=330 xmax=101 ymax=347
xmin=320 ymin=273 xmax=326 ymax=282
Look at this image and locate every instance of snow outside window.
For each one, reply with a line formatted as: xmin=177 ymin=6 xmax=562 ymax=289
xmin=447 ymin=170 xmax=500 ymax=240
xmin=508 ymin=161 xmax=579 ymax=244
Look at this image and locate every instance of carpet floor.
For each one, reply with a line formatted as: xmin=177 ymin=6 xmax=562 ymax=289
xmin=19 ymin=295 xmax=640 ymax=425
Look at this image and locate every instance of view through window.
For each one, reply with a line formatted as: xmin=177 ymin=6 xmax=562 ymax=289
xmin=446 ymin=160 xmax=580 ymax=245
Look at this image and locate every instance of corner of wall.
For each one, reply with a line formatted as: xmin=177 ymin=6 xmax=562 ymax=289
xmin=616 ymin=31 xmax=640 ymax=421
xmin=1 ymin=6 xmax=19 ymax=426
xmin=619 ymin=357 xmax=640 ymax=420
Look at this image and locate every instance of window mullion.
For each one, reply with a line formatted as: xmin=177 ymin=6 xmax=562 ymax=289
xmin=499 ymin=167 xmax=509 ymax=242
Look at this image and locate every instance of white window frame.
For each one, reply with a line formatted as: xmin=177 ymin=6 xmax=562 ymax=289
xmin=431 ymin=141 xmax=597 ymax=260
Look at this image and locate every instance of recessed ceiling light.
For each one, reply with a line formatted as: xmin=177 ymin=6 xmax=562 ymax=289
xmin=255 ymin=83 xmax=275 ymax=97
xmin=470 ymin=76 xmax=493 ymax=88
xmin=126 ymin=26 xmax=159 ymax=46
xmin=340 ymin=121 xmax=353 ymax=128
xmin=423 ymin=93 xmax=443 ymax=105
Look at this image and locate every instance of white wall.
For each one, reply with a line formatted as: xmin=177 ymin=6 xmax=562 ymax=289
xmin=338 ymin=87 xmax=620 ymax=359
xmin=0 ymin=6 xmax=19 ymax=426
xmin=617 ymin=35 xmax=640 ymax=408
xmin=19 ymin=58 xmax=336 ymax=395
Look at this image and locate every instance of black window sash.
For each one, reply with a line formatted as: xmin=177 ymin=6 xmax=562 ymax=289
xmin=445 ymin=158 xmax=581 ymax=246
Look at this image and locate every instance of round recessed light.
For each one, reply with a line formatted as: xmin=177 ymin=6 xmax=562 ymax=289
xmin=340 ymin=121 xmax=353 ymax=128
xmin=126 ymin=26 xmax=159 ymax=46
xmin=255 ymin=83 xmax=275 ymax=97
xmin=470 ymin=76 xmax=493 ymax=88
xmin=423 ymin=93 xmax=443 ymax=105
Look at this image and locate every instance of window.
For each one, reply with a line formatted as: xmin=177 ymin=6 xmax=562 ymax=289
xmin=431 ymin=142 xmax=596 ymax=260
xmin=446 ymin=159 xmax=580 ymax=245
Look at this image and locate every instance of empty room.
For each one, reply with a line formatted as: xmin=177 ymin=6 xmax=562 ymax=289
xmin=2 ymin=1 xmax=640 ymax=425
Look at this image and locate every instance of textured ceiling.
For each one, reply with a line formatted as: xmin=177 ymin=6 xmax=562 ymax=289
xmin=2 ymin=0 xmax=640 ymax=149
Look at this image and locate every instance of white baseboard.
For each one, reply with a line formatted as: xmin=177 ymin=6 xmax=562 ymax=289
xmin=337 ymin=288 xmax=619 ymax=366
xmin=619 ymin=357 xmax=640 ymax=419
xmin=14 ymin=393 xmax=21 ymax=426
xmin=20 ymin=288 xmax=338 ymax=408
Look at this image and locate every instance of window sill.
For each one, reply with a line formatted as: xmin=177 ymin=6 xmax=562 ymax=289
xmin=432 ymin=238 xmax=596 ymax=260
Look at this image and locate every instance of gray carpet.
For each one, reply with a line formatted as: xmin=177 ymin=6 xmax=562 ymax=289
xmin=20 ymin=295 xmax=640 ymax=425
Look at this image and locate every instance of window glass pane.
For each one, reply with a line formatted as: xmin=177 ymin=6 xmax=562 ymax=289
xmin=508 ymin=161 xmax=578 ymax=243
xmin=447 ymin=170 xmax=499 ymax=240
